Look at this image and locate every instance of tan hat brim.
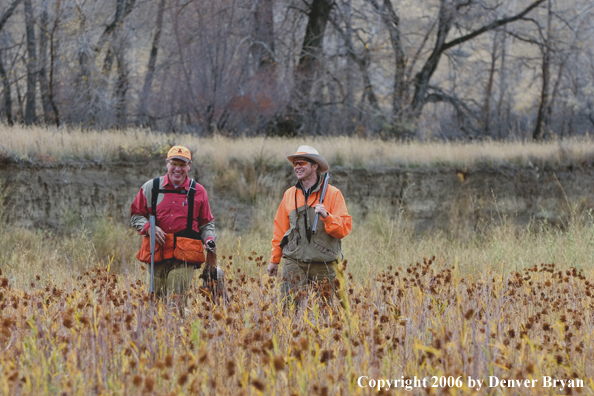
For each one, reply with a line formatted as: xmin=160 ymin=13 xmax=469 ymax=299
xmin=287 ymin=154 xmax=329 ymax=173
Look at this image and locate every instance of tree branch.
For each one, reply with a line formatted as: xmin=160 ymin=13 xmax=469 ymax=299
xmin=0 ymin=0 xmax=23 ymax=33
xmin=442 ymin=0 xmax=546 ymax=51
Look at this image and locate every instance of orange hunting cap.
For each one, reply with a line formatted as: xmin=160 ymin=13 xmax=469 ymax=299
xmin=167 ymin=145 xmax=192 ymax=162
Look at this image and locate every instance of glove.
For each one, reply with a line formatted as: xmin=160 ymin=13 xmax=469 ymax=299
xmin=205 ymin=239 xmax=216 ymax=252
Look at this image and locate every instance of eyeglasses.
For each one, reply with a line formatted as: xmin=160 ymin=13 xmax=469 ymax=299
xmin=293 ymin=160 xmax=310 ymax=168
xmin=168 ymin=161 xmax=188 ymax=168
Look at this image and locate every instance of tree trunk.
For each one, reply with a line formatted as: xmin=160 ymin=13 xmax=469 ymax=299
xmin=138 ymin=0 xmax=166 ymax=126
xmin=103 ymin=0 xmax=128 ymax=75
xmin=410 ymin=0 xmax=453 ymax=119
xmin=294 ymin=0 xmax=333 ymax=102
xmin=0 ymin=0 xmax=23 ymax=126
xmin=252 ymin=0 xmax=275 ymax=70
xmin=48 ymin=0 xmax=61 ymax=126
xmin=0 ymin=52 xmax=13 ymax=125
xmin=276 ymin=0 xmax=333 ymax=136
xmin=496 ymin=28 xmax=509 ymax=139
xmin=377 ymin=0 xmax=406 ymax=118
xmin=24 ymin=0 xmax=37 ymax=125
xmin=114 ymin=48 xmax=128 ymax=127
xmin=483 ymin=31 xmax=499 ymax=136
xmin=532 ymin=0 xmax=552 ymax=140
xmin=38 ymin=4 xmax=55 ymax=124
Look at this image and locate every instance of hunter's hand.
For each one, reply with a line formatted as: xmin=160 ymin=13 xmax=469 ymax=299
xmin=205 ymin=239 xmax=216 ymax=252
xmin=155 ymin=226 xmax=166 ymax=245
xmin=313 ymin=204 xmax=328 ymax=219
xmin=267 ymin=263 xmax=279 ymax=276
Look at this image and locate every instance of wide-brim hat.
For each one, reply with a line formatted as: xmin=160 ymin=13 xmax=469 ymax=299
xmin=286 ymin=145 xmax=329 ymax=173
xmin=167 ymin=145 xmax=192 ymax=162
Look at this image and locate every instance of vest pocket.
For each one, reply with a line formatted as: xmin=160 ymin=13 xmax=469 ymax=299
xmin=313 ymin=242 xmax=338 ymax=259
xmin=136 ymin=236 xmax=163 ymax=264
xmin=174 ymin=236 xmax=205 ymax=265
xmin=163 ymin=234 xmax=175 ymax=260
xmin=280 ymin=226 xmax=300 ymax=256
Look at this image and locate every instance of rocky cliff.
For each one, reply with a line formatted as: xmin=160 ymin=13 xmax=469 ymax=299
xmin=1 ymin=160 xmax=592 ymax=233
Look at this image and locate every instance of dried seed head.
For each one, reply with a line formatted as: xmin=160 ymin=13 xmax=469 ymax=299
xmin=464 ymin=309 xmax=474 ymax=320
xmin=273 ymin=356 xmax=285 ymax=371
xmin=226 ymin=360 xmax=236 ymax=377
xmin=132 ymin=375 xmax=142 ymax=387
xmin=320 ymin=350 xmax=334 ymax=364
xmin=198 ymin=348 xmax=208 ymax=364
xmin=178 ymin=373 xmax=188 ymax=386
xmin=251 ymin=379 xmax=265 ymax=391
xmin=144 ymin=377 xmax=155 ymax=392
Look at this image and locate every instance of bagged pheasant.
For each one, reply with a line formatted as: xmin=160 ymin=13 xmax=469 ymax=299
xmin=200 ymin=250 xmax=228 ymax=304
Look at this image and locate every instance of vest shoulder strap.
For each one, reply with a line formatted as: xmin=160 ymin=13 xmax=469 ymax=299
xmin=151 ymin=178 xmax=197 ymax=230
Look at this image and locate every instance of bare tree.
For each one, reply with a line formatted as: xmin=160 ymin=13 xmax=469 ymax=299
xmin=38 ymin=1 xmax=56 ymax=124
xmin=252 ymin=0 xmax=275 ymax=70
xmin=294 ymin=0 xmax=334 ymax=103
xmin=532 ymin=0 xmax=552 ymax=139
xmin=0 ymin=0 xmax=591 ymax=138
xmin=0 ymin=0 xmax=24 ymax=125
xmin=24 ymin=0 xmax=37 ymax=124
xmin=137 ymin=0 xmax=166 ymax=127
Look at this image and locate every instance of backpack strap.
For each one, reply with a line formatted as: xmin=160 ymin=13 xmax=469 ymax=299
xmin=156 ymin=189 xmax=187 ymax=194
xmin=186 ymin=180 xmax=196 ymax=230
xmin=151 ymin=177 xmax=197 ymax=229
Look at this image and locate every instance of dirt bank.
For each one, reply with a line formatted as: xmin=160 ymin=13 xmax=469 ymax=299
xmin=1 ymin=160 xmax=593 ymax=233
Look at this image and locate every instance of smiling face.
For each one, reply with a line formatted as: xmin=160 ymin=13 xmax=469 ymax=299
xmin=293 ymin=158 xmax=318 ymax=184
xmin=166 ymin=159 xmax=191 ymax=185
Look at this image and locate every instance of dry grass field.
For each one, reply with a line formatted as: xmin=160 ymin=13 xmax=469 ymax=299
xmin=1 ymin=210 xmax=594 ymax=395
xmin=1 ymin=126 xmax=594 ymax=394
xmin=2 ymin=125 xmax=594 ymax=169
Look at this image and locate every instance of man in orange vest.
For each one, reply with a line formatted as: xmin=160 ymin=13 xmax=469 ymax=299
xmin=131 ymin=145 xmax=216 ymax=304
xmin=268 ymin=146 xmax=352 ymax=304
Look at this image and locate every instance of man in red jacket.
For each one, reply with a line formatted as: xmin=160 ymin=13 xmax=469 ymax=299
xmin=268 ymin=145 xmax=352 ymax=305
xmin=131 ymin=145 xmax=216 ymax=303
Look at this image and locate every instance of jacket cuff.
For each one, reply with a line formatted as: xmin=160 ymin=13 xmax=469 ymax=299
xmin=141 ymin=222 xmax=150 ymax=235
xmin=321 ymin=213 xmax=335 ymax=224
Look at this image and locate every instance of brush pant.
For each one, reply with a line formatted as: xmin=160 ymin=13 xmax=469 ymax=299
xmin=148 ymin=259 xmax=195 ymax=305
xmin=280 ymin=257 xmax=339 ymax=305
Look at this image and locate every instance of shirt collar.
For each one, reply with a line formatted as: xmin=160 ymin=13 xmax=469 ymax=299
xmin=163 ymin=174 xmax=191 ymax=189
xmin=295 ymin=173 xmax=323 ymax=193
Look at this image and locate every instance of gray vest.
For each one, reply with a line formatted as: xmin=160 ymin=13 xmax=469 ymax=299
xmin=279 ymin=184 xmax=342 ymax=263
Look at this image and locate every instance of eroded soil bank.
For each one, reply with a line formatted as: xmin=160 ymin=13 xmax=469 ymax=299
xmin=1 ymin=160 xmax=593 ymax=233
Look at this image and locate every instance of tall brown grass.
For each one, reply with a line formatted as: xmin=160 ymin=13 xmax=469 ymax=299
xmin=0 ymin=216 xmax=592 ymax=395
xmin=3 ymin=125 xmax=594 ymax=168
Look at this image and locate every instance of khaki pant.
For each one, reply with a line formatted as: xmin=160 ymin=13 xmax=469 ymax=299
xmin=280 ymin=257 xmax=338 ymax=305
xmin=147 ymin=259 xmax=195 ymax=308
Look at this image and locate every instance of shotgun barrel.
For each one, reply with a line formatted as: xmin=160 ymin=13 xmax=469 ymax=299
xmin=149 ymin=215 xmax=156 ymax=294
xmin=312 ymin=173 xmax=330 ymax=235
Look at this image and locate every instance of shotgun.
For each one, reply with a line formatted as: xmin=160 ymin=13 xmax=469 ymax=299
xmin=149 ymin=215 xmax=156 ymax=294
xmin=312 ymin=172 xmax=330 ymax=235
